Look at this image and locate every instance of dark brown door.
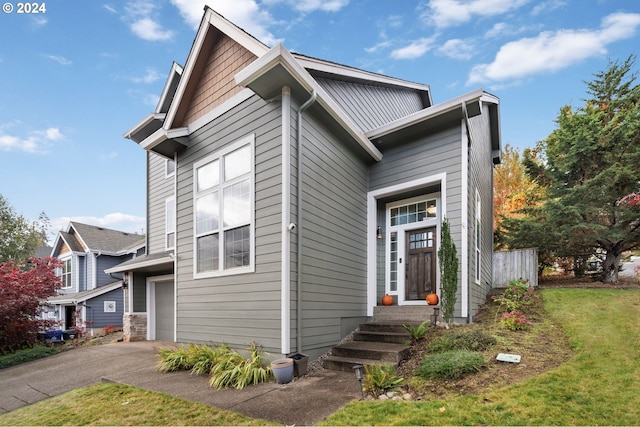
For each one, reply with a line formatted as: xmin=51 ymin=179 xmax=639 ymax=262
xmin=406 ymin=227 xmax=436 ymax=300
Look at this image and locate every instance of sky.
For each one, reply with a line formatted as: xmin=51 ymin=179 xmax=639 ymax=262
xmin=1 ymin=0 xmax=639 ymax=243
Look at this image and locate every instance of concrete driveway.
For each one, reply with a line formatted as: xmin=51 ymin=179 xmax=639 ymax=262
xmin=0 ymin=341 xmax=360 ymax=425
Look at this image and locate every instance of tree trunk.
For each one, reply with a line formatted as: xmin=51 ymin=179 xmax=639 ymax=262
xmin=601 ymin=248 xmax=622 ymax=284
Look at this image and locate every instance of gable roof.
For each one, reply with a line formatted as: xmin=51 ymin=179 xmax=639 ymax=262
xmin=51 ymin=222 xmax=145 ymax=257
xmin=125 ymin=6 xmax=500 ymax=164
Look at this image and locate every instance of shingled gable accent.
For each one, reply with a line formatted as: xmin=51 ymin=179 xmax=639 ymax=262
xmin=163 ymin=7 xmax=269 ymax=130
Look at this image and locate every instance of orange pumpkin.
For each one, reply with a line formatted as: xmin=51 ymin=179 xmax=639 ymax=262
xmin=381 ymin=294 xmax=393 ymax=306
xmin=426 ymin=293 xmax=439 ymax=305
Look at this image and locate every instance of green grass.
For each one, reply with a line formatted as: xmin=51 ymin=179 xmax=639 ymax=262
xmin=321 ymin=288 xmax=640 ymax=426
xmin=2 ymin=288 xmax=638 ymax=426
xmin=0 ymin=383 xmax=276 ymax=426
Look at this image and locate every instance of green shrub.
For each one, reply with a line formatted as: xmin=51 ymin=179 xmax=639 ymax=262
xmin=493 ymin=279 xmax=535 ymax=312
xmin=427 ymin=330 xmax=496 ymax=353
xmin=362 ymin=364 xmax=404 ymax=397
xmin=418 ymin=350 xmax=485 ymax=380
xmin=189 ymin=343 xmax=230 ymax=375
xmin=402 ymin=319 xmax=430 ymax=344
xmin=208 ymin=343 xmax=272 ymax=390
xmin=156 ymin=345 xmax=192 ymax=372
xmin=0 ymin=345 xmax=60 ymax=369
xmin=500 ymin=311 xmax=532 ymax=331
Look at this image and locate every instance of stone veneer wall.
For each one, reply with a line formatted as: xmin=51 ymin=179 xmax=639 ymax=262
xmin=123 ymin=313 xmax=147 ymax=342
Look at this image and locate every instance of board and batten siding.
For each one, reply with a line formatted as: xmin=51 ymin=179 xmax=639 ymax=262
xmin=174 ymin=95 xmax=284 ymax=352
xmin=369 ymin=125 xmax=465 ymax=317
xmin=467 ymin=104 xmax=497 ymax=317
xmin=147 ymin=153 xmax=174 ymax=254
xmin=295 ymin=109 xmax=369 ymax=355
xmin=314 ymin=77 xmax=425 ymax=133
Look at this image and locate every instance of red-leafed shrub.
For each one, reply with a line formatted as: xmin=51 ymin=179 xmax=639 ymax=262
xmin=0 ymin=257 xmax=62 ymax=351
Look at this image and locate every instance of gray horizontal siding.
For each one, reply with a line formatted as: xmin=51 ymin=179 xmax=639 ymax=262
xmin=467 ymin=105 xmax=496 ymax=317
xmin=297 ymin=110 xmax=369 ymax=353
xmin=147 ymin=153 xmax=174 ymax=254
xmin=315 ymin=77 xmax=425 ymax=132
xmin=174 ymin=95 xmax=284 ymax=352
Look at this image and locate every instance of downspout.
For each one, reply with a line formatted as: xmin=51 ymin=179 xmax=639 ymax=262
xmin=462 ymin=101 xmax=472 ymax=323
xmin=295 ymin=89 xmax=317 ymax=354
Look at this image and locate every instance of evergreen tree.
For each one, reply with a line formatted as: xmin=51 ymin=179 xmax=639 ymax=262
xmin=521 ymin=56 xmax=640 ymax=282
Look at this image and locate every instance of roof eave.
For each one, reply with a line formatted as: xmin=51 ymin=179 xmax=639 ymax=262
xmin=139 ymin=127 xmax=189 ymax=159
xmin=235 ymin=44 xmax=383 ymax=162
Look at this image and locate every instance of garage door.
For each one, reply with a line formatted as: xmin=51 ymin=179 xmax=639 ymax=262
xmin=154 ymin=280 xmax=174 ymax=341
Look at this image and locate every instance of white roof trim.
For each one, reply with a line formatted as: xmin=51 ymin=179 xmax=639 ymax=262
xmin=235 ymin=44 xmax=383 ymax=162
xmin=123 ymin=113 xmax=165 ymax=139
xmin=49 ymin=281 xmax=122 ymax=305
xmin=140 ymin=127 xmax=189 ymax=152
xmin=155 ymin=62 xmax=183 ymax=114
xmin=164 ymin=7 xmax=269 ymax=130
xmin=105 ymin=255 xmax=174 ymax=274
xmin=294 ymin=54 xmax=431 ymax=92
xmin=366 ymin=89 xmax=498 ymax=140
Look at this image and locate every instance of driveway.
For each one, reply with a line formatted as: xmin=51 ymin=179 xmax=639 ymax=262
xmin=0 ymin=340 xmax=360 ymax=425
xmin=620 ymin=256 xmax=640 ymax=279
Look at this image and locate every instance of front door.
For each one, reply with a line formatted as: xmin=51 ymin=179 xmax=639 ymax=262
xmin=405 ymin=227 xmax=437 ymax=300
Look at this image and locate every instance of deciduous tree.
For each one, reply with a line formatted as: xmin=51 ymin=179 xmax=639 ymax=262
xmin=0 ymin=257 xmax=62 ymax=350
xmin=0 ymin=194 xmax=49 ymax=262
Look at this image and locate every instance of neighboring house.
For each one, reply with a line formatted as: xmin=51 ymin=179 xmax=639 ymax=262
xmin=108 ymin=7 xmax=501 ymax=359
xmin=44 ymin=222 xmax=145 ymax=335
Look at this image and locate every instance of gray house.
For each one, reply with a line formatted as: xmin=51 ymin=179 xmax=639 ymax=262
xmin=46 ymin=222 xmax=145 ymax=335
xmin=108 ymin=7 xmax=501 ymax=359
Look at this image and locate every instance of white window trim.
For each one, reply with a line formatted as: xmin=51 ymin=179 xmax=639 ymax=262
xmin=192 ymin=134 xmax=255 ymax=279
xmin=475 ymin=188 xmax=481 ymax=285
xmin=385 ymin=194 xmax=441 ymax=304
xmin=165 ymin=196 xmax=176 ymax=251
xmin=59 ymin=256 xmax=72 ymax=289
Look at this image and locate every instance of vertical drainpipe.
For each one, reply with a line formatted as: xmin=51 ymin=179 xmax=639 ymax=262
xmin=295 ymin=89 xmax=317 ymax=354
xmin=281 ymin=86 xmax=292 ymax=354
xmin=462 ymin=101 xmax=473 ymax=324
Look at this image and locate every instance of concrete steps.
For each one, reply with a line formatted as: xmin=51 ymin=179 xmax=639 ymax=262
xmin=322 ymin=305 xmax=439 ymax=372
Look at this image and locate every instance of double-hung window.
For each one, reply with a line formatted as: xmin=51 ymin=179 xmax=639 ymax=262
xmin=59 ymin=258 xmax=72 ymax=289
xmin=193 ymin=134 xmax=254 ymax=277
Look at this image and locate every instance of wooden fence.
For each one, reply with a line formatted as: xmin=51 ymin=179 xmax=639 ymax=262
xmin=492 ymin=248 xmax=538 ymax=288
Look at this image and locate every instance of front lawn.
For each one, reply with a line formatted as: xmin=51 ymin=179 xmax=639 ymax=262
xmin=321 ymin=287 xmax=640 ymax=425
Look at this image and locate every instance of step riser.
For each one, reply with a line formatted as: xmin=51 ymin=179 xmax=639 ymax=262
xmin=331 ymin=346 xmax=409 ymax=363
xmin=359 ymin=323 xmax=415 ymax=333
xmin=353 ymin=332 xmax=408 ymax=344
xmin=373 ymin=306 xmax=438 ymax=322
xmin=322 ymin=358 xmax=381 ymax=372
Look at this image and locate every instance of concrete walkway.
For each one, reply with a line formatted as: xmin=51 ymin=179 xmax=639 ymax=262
xmin=0 ymin=341 xmax=361 ymax=425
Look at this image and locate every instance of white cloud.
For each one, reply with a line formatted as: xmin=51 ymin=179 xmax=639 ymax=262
xmin=103 ymin=4 xmax=117 ymax=14
xmin=44 ymin=54 xmax=72 ymax=65
xmin=0 ymin=125 xmax=63 ymax=153
xmin=124 ymin=1 xmax=174 ymax=42
xmin=420 ymin=0 xmax=531 ymax=29
xmin=438 ymin=39 xmax=474 ymax=60
xmin=32 ymin=17 xmax=47 ymax=27
xmin=467 ymin=12 xmax=640 ymax=86
xmin=170 ymin=0 xmax=279 ymax=46
xmin=129 ymin=67 xmax=162 ymax=84
xmin=50 ymin=213 xmax=146 ymax=243
xmin=365 ymin=40 xmax=393 ymax=54
xmin=130 ymin=17 xmax=174 ymax=41
xmin=531 ymin=0 xmax=567 ymax=16
xmin=391 ymin=36 xmax=438 ymax=60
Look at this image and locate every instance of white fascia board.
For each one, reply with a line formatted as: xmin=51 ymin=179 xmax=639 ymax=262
xmin=104 ymin=255 xmax=173 ymax=274
xmin=206 ymin=8 xmax=270 ymax=57
xmin=123 ymin=113 xmax=165 ymax=139
xmin=236 ymin=44 xmax=383 ymax=162
xmin=140 ymin=127 xmax=189 ymax=152
xmin=294 ymin=54 xmax=431 ymax=92
xmin=366 ymin=88 xmax=488 ymax=140
xmin=155 ymin=62 xmax=183 ymax=114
